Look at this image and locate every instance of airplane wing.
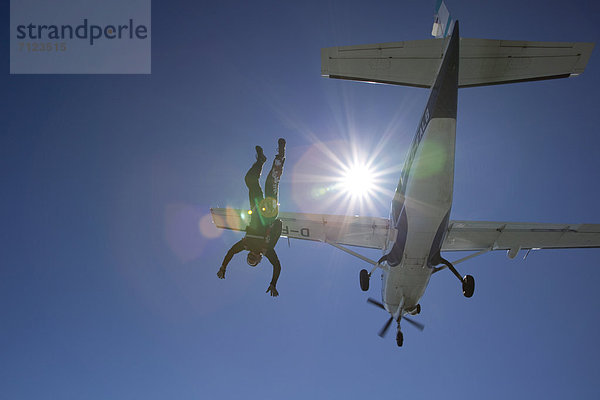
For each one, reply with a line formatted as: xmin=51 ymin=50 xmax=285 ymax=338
xmin=442 ymin=220 xmax=600 ymax=252
xmin=210 ymin=208 xmax=391 ymax=250
xmin=211 ymin=209 xmax=600 ymax=253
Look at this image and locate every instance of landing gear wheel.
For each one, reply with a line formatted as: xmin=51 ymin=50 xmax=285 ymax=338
xmin=396 ymin=330 xmax=404 ymax=347
xmin=359 ymin=269 xmax=370 ymax=291
xmin=462 ymin=275 xmax=475 ymax=298
xmin=415 ymin=304 xmax=421 ymax=315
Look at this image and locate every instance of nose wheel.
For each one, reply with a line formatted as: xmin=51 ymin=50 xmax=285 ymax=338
xmin=396 ymin=330 xmax=404 ymax=347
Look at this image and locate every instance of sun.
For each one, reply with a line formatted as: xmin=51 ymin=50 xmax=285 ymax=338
xmin=290 ymin=137 xmax=399 ymax=216
xmin=340 ymin=163 xmax=376 ymax=199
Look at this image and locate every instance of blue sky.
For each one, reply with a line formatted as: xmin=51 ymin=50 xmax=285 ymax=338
xmin=2 ymin=1 xmax=600 ymax=399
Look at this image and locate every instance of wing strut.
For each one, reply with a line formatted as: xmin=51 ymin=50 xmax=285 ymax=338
xmin=326 ymin=240 xmax=386 ymax=275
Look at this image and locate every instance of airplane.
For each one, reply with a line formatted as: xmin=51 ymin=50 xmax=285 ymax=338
xmin=211 ymin=2 xmax=597 ymax=346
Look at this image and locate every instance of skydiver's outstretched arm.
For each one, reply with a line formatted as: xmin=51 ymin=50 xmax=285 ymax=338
xmin=264 ymin=248 xmax=281 ymax=296
xmin=217 ymin=240 xmax=245 ymax=279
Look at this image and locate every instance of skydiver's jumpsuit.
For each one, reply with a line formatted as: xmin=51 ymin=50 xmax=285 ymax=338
xmin=221 ymin=155 xmax=285 ymax=286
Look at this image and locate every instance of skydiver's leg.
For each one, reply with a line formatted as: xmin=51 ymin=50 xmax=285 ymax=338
xmin=264 ymin=139 xmax=286 ymax=207
xmin=264 ymin=157 xmax=284 ymax=203
xmin=245 ymin=146 xmax=266 ymax=209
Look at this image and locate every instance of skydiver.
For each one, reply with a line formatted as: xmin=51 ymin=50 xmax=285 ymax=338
xmin=217 ymin=138 xmax=286 ymax=297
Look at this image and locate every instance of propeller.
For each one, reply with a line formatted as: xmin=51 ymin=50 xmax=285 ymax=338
xmin=367 ymin=297 xmax=425 ymax=337
xmin=367 ymin=297 xmax=386 ymax=309
xmin=402 ymin=315 xmax=425 ymax=331
xmin=378 ymin=316 xmax=394 ymax=337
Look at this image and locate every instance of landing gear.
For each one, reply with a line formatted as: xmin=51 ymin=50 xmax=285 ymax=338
xmin=367 ymin=298 xmax=425 ymax=347
xmin=359 ymin=269 xmax=370 ymax=291
xmin=396 ymin=329 xmax=404 ymax=347
xmin=408 ymin=304 xmax=421 ymax=315
xmin=439 ymin=256 xmax=475 ymax=298
xmin=462 ymin=275 xmax=475 ymax=298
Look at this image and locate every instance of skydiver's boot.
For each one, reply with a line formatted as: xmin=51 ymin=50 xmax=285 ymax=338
xmin=255 ymin=145 xmax=267 ymax=163
xmin=276 ymin=138 xmax=286 ymax=160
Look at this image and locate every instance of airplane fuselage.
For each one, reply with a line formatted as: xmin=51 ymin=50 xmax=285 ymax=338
xmin=381 ymin=118 xmax=456 ymax=315
xmin=380 ymin=22 xmax=459 ymax=319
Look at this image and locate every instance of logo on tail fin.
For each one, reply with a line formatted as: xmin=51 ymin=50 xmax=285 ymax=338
xmin=432 ymin=0 xmax=452 ymax=38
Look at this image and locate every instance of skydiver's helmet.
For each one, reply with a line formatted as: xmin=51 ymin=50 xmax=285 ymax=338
xmin=247 ymin=251 xmax=262 ymax=267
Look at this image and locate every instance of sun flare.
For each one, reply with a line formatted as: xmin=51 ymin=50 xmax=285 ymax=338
xmin=290 ymin=136 xmax=403 ymax=217
xmin=340 ymin=164 xmax=376 ymax=199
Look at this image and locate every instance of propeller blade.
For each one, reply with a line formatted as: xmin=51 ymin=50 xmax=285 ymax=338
xmin=378 ymin=317 xmax=394 ymax=338
xmin=367 ymin=297 xmax=385 ymax=310
xmin=402 ymin=315 xmax=425 ymax=331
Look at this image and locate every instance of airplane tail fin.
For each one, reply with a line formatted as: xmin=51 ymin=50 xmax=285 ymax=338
xmin=432 ymin=0 xmax=452 ymax=38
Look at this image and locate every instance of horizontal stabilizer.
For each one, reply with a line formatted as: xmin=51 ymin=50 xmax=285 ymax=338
xmin=442 ymin=220 xmax=600 ymax=252
xmin=321 ymin=38 xmax=594 ymax=88
xmin=210 ymin=208 xmax=391 ymax=250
